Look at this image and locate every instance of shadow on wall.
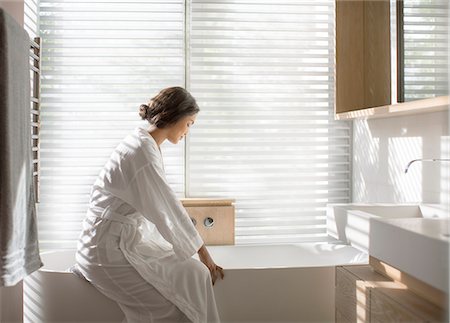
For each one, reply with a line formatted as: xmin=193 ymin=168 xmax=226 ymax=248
xmin=0 ymin=282 xmax=23 ymax=323
xmin=23 ymin=274 xmax=44 ymax=322
xmin=23 ymin=267 xmax=124 ymax=323
xmin=352 ymin=110 xmax=449 ymax=204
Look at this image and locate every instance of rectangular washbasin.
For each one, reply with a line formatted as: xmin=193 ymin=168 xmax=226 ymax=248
xmin=369 ymin=216 xmax=449 ymax=293
xmin=326 ymin=203 xmax=447 ymax=253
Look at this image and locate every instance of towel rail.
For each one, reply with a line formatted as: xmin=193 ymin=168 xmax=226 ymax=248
xmin=29 ymin=52 xmax=39 ymax=61
xmin=30 ymin=65 xmax=40 ymax=74
xmin=30 ymin=38 xmax=40 ymax=50
xmin=30 ymin=37 xmax=41 ymax=203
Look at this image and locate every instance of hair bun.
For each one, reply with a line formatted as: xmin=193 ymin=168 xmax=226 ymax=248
xmin=139 ymin=104 xmax=149 ymax=120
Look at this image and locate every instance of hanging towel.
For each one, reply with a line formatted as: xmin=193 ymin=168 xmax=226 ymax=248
xmin=0 ymin=8 xmax=42 ymax=287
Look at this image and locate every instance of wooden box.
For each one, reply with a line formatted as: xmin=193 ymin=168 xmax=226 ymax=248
xmin=181 ymin=198 xmax=235 ymax=245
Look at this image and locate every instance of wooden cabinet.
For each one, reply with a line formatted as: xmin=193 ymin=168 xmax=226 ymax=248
xmin=335 ymin=267 xmax=367 ymax=322
xmin=335 ymin=265 xmax=447 ymax=323
xmin=335 ymin=0 xmax=391 ymax=115
xmin=335 ymin=0 xmax=449 ymax=119
xmin=370 ymin=289 xmax=423 ymax=323
xmin=181 ymin=198 xmax=235 ymax=245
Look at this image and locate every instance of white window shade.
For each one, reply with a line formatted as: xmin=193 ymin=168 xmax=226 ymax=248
xmin=187 ymin=0 xmax=350 ymax=244
xmin=24 ymin=0 xmax=39 ymax=38
xmin=402 ymin=0 xmax=449 ymax=101
xmin=38 ymin=0 xmax=186 ymax=250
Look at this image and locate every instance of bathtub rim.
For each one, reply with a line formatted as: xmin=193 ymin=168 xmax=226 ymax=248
xmin=37 ymin=242 xmax=368 ymax=273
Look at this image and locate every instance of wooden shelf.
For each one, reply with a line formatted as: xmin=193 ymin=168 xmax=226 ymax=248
xmin=335 ymin=96 xmax=449 ymax=120
xmin=180 ymin=198 xmax=235 ymax=207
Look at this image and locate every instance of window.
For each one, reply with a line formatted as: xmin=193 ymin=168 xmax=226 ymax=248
xmin=24 ymin=0 xmax=39 ymax=38
xmin=38 ymin=0 xmax=350 ymax=249
xmin=188 ymin=0 xmax=349 ymax=244
xmin=38 ymin=0 xmax=186 ymax=249
xmin=401 ymin=0 xmax=449 ymax=101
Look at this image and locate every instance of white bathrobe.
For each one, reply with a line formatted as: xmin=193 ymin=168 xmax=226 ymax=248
xmin=75 ymin=126 xmax=220 ymax=323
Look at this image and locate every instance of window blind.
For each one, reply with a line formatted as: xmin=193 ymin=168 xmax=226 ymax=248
xmin=38 ymin=0 xmax=186 ymax=250
xmin=187 ymin=0 xmax=350 ymax=244
xmin=24 ymin=0 xmax=39 ymax=38
xmin=402 ymin=0 xmax=449 ymax=101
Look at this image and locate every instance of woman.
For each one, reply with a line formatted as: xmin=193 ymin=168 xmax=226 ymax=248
xmin=75 ymin=87 xmax=224 ymax=322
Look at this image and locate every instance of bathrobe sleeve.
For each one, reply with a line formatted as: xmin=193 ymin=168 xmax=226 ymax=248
xmin=126 ymin=159 xmax=204 ymax=260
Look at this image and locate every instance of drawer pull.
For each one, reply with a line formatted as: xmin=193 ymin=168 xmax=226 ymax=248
xmin=190 ymin=217 xmax=197 ymax=226
xmin=203 ymin=217 xmax=214 ymax=228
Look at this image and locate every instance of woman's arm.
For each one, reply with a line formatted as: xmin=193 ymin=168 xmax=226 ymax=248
xmin=125 ymin=161 xmax=204 ymax=260
xmin=197 ymin=244 xmax=224 ymax=285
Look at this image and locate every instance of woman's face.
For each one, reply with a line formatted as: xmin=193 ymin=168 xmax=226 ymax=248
xmin=166 ymin=114 xmax=197 ymax=144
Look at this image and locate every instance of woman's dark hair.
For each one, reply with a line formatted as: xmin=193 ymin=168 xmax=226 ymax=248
xmin=139 ymin=87 xmax=199 ymax=128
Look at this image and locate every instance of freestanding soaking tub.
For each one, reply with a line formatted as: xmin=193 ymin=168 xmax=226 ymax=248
xmin=23 ymin=242 xmax=367 ymax=322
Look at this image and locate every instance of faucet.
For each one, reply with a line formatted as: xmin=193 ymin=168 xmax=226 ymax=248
xmin=404 ymin=158 xmax=450 ymax=174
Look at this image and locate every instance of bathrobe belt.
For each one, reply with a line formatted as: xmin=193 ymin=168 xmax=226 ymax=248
xmin=87 ymin=206 xmax=140 ymax=226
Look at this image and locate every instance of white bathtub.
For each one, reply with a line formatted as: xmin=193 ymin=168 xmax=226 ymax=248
xmin=23 ymin=242 xmax=367 ymax=323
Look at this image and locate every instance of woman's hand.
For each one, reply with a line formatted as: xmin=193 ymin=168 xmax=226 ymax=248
xmin=197 ymin=245 xmax=224 ymax=285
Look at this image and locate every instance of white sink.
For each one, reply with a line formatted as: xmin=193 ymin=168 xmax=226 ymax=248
xmin=370 ymin=216 xmax=449 ymax=293
xmin=327 ymin=203 xmax=449 ymax=293
xmin=326 ymin=203 xmax=447 ymax=253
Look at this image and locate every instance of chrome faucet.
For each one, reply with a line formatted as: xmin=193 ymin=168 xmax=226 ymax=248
xmin=404 ymin=158 xmax=450 ymax=174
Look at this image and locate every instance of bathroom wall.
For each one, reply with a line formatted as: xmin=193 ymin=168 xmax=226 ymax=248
xmin=352 ymin=110 xmax=449 ymax=207
xmin=0 ymin=283 xmax=23 ymax=323
xmin=0 ymin=1 xmax=23 ymax=25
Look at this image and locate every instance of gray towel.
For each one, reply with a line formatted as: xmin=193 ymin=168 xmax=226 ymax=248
xmin=0 ymin=9 xmax=42 ymax=287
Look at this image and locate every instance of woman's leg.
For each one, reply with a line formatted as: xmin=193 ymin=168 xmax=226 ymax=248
xmin=158 ymin=256 xmax=221 ymax=323
xmin=77 ymin=262 xmax=190 ymax=323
